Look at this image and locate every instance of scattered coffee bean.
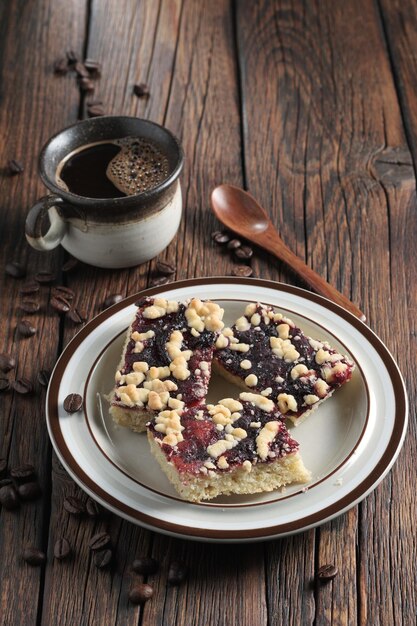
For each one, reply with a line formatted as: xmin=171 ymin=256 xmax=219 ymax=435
xmin=133 ymin=83 xmax=150 ymax=98
xmin=19 ymin=300 xmax=40 ymax=314
xmin=63 ymin=393 xmax=83 ymax=413
xmin=129 ymin=583 xmax=154 ymax=605
xmin=89 ymin=532 xmax=111 ymax=551
xmin=0 ymin=485 xmax=19 ymax=510
xmin=317 ymin=564 xmax=338 ymax=582
xmin=54 ymin=537 xmax=72 ymax=560
xmin=35 ymin=271 xmax=55 ymax=284
xmin=132 ymin=557 xmax=159 ymax=576
xmin=10 ymin=464 xmax=36 ymax=482
xmin=66 ymin=49 xmax=78 ymax=65
xmin=62 ymin=257 xmax=79 ymax=272
xmin=167 ymin=561 xmax=188 ymax=586
xmin=231 ymin=265 xmax=253 ymax=277
xmin=67 ymin=308 xmax=87 ymax=324
xmin=17 ymin=320 xmax=37 ymax=338
xmin=74 ymin=61 xmax=89 ymax=78
xmin=79 ymin=77 xmax=95 ymax=93
xmin=63 ymin=495 xmax=86 ymax=515
xmin=212 ymin=231 xmax=230 ymax=244
xmin=87 ymin=102 xmax=105 ymax=117
xmin=86 ymin=497 xmax=101 ymax=518
xmin=0 ymin=458 xmax=7 ymax=477
xmin=0 ymin=353 xmax=16 ymax=372
xmin=227 ymin=238 xmax=242 ymax=250
xmin=17 ymin=481 xmax=42 ymax=502
xmin=37 ymin=370 xmax=50 ymax=387
xmin=23 ymin=547 xmax=46 ymax=566
xmin=19 ymin=281 xmax=40 ymax=295
xmin=84 ymin=59 xmax=102 ymax=75
xmin=103 ymin=294 xmax=123 ymax=308
xmin=150 ymin=275 xmax=169 ymax=287
xmin=54 ymin=57 xmax=68 ymax=75
xmin=7 ymin=159 xmax=24 ymax=175
xmin=5 ymin=261 xmax=26 ymax=278
xmin=234 ymin=245 xmax=253 ymax=260
xmin=94 ymin=548 xmax=112 ymax=569
xmin=50 ymin=295 xmax=71 ymax=313
xmin=12 ymin=377 xmax=33 ymax=394
xmin=156 ymin=260 xmax=176 ymax=275
xmin=52 ymin=286 xmax=75 ymax=300
xmin=0 ymin=379 xmax=11 ymax=392
xmin=0 ymin=478 xmax=13 ymax=488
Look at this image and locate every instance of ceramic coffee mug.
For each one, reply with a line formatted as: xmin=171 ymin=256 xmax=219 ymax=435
xmin=25 ymin=116 xmax=184 ymax=268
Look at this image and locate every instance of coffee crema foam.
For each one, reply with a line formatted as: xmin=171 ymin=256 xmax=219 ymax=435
xmin=107 ymin=137 xmax=170 ymax=195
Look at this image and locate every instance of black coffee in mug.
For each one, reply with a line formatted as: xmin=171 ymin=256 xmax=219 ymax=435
xmin=55 ymin=137 xmax=170 ymax=199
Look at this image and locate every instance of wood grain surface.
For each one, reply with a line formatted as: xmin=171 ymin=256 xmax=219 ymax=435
xmin=0 ymin=1 xmax=415 ymax=625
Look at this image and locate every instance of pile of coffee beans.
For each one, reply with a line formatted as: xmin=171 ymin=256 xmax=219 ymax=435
xmin=54 ymin=50 xmax=103 ymax=116
xmin=149 ymin=259 xmax=177 ymax=287
xmin=0 ymin=461 xmax=41 ymax=511
xmin=211 ymin=230 xmax=254 ymax=277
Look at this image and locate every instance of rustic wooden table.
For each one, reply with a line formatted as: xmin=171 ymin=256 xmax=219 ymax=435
xmin=0 ymin=1 xmax=415 ymax=624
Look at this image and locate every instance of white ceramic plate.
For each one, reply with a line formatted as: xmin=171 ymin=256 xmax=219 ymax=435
xmin=46 ymin=278 xmax=408 ymax=542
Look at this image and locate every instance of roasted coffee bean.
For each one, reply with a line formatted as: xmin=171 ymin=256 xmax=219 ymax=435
xmin=10 ymin=463 xmax=36 ymax=481
xmin=50 ymin=295 xmax=71 ymax=313
xmin=0 ymin=485 xmax=19 ymax=510
xmin=52 ymin=285 xmax=75 ymax=300
xmin=231 ymin=265 xmax=253 ymax=277
xmin=0 ymin=378 xmax=10 ymax=392
xmin=87 ymin=103 xmax=105 ymax=117
xmin=19 ymin=300 xmax=40 ymax=314
xmin=79 ymin=77 xmax=95 ymax=92
xmin=67 ymin=308 xmax=87 ymax=324
xmin=54 ymin=57 xmax=68 ymax=75
xmin=5 ymin=261 xmax=26 ymax=278
xmin=37 ymin=370 xmax=50 ymax=387
xmin=63 ymin=393 xmax=83 ymax=413
xmin=7 ymin=159 xmax=24 ymax=175
xmin=103 ymin=294 xmax=123 ymax=308
xmin=212 ymin=231 xmax=230 ymax=244
xmin=19 ymin=281 xmax=40 ymax=295
xmin=0 ymin=478 xmax=13 ymax=488
xmin=94 ymin=548 xmax=112 ymax=569
xmin=84 ymin=59 xmax=102 ymax=75
xmin=54 ymin=537 xmax=71 ymax=560
xmin=12 ymin=377 xmax=33 ymax=394
xmin=132 ymin=557 xmax=159 ymax=576
xmin=86 ymin=497 xmax=101 ymax=517
xmin=167 ymin=561 xmax=188 ymax=586
xmin=17 ymin=481 xmax=42 ymax=501
xmin=66 ymin=49 xmax=78 ymax=65
xmin=89 ymin=532 xmax=111 ymax=551
xmin=317 ymin=564 xmax=338 ymax=582
xmin=227 ymin=238 xmax=242 ymax=250
xmin=156 ymin=260 xmax=176 ymax=275
xmin=0 ymin=353 xmax=16 ymax=372
xmin=0 ymin=458 xmax=7 ymax=477
xmin=129 ymin=584 xmax=154 ymax=604
xmin=133 ymin=83 xmax=150 ymax=98
xmin=234 ymin=245 xmax=253 ymax=260
xmin=150 ymin=275 xmax=169 ymax=287
xmin=23 ymin=547 xmax=46 ymax=566
xmin=35 ymin=271 xmax=55 ymax=284
xmin=63 ymin=495 xmax=86 ymax=515
xmin=17 ymin=320 xmax=37 ymax=337
xmin=62 ymin=257 xmax=79 ymax=272
xmin=74 ymin=61 xmax=89 ymax=78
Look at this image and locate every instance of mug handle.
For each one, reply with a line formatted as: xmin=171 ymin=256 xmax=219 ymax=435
xmin=25 ymin=195 xmax=68 ymax=251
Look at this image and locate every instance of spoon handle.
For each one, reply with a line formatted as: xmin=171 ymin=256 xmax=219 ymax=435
xmin=261 ymin=229 xmax=366 ymax=321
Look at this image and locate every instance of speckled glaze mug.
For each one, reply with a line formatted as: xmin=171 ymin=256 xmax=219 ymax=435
xmin=25 ymin=116 xmax=184 ymax=268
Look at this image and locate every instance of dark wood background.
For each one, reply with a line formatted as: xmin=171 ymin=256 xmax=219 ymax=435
xmin=0 ymin=1 xmax=415 ymax=624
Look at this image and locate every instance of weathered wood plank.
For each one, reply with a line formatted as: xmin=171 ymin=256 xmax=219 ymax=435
xmin=236 ymin=1 xmax=416 ymax=625
xmin=0 ymin=2 xmax=87 ymax=625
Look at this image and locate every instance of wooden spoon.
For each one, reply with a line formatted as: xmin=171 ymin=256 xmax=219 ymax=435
xmin=211 ymin=184 xmax=366 ymax=322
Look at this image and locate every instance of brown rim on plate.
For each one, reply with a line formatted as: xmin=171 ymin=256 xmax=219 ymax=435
xmin=47 ymin=277 xmax=408 ymax=540
xmin=83 ymin=299 xmax=370 ymax=508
